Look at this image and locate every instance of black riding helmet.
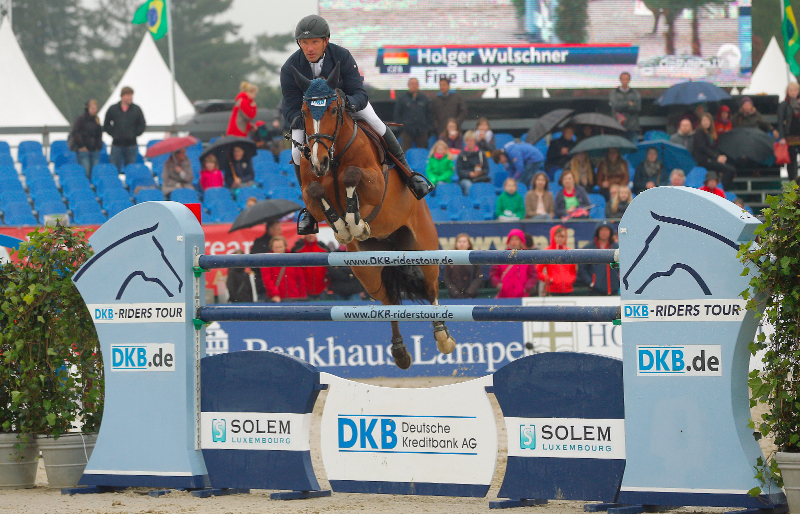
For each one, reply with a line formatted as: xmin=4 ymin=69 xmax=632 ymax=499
xmin=295 ymin=15 xmax=330 ymax=40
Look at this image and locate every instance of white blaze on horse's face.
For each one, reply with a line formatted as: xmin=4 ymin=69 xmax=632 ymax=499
xmin=311 ymin=119 xmax=322 ymax=171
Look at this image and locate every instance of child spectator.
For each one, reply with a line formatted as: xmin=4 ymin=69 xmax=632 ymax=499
xmin=456 ymin=130 xmax=489 ymax=194
xmin=161 ymin=148 xmax=195 ymax=198
xmin=606 ymin=185 xmax=632 ymax=219
xmin=633 ymin=147 xmax=667 ymax=194
xmin=200 ymin=154 xmax=224 ymax=191
xmin=475 ymin=117 xmax=495 ymax=153
xmin=425 ymin=140 xmax=454 ymax=187
xmin=568 ymin=151 xmax=594 ymax=189
xmin=699 ymin=171 xmax=725 ymax=198
xmin=496 ymin=177 xmax=525 ymax=220
xmin=554 ymin=169 xmax=591 ymax=220
xmin=260 ymin=236 xmax=307 ymax=302
xmin=715 ymin=105 xmax=732 ymax=139
xmin=524 ymin=172 xmax=554 ymax=220
xmin=226 ymin=249 xmax=257 ymax=303
xmin=490 ymin=228 xmax=538 ymax=298
xmin=536 ymin=225 xmax=577 ymax=296
xmin=440 ymin=118 xmax=463 ymax=153
xmin=577 ymin=221 xmax=620 ymax=296
xmin=669 ymin=168 xmax=686 ymax=186
xmin=443 ymin=233 xmax=483 ymax=298
xmin=225 ymin=145 xmax=255 ymax=189
xmin=291 ymin=234 xmax=329 ymax=300
xmin=596 ymin=148 xmax=630 ymax=200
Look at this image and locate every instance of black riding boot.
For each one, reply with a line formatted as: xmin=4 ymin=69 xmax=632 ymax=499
xmin=383 ymin=127 xmax=434 ymax=200
xmin=294 ymin=163 xmax=319 ymax=235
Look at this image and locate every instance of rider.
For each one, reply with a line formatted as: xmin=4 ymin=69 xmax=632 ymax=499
xmin=281 ymin=14 xmax=434 ymax=235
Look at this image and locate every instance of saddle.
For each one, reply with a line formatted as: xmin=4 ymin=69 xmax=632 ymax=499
xmin=354 ymin=119 xmax=410 ymax=182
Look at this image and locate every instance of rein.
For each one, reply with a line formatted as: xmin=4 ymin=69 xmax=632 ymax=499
xmin=292 ymin=90 xmax=359 ymax=172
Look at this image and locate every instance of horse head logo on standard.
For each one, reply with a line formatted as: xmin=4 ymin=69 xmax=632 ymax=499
xmin=617 ymin=186 xmax=784 ymax=508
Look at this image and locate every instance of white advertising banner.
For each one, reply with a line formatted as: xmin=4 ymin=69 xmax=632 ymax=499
xmin=88 ymin=303 xmax=186 ymax=323
xmin=200 ymin=412 xmax=311 ymax=451
xmin=506 ymin=417 xmax=626 ymax=459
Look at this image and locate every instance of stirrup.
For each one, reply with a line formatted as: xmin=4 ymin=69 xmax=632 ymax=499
xmin=296 ymin=208 xmax=319 ymax=235
xmin=407 ymin=172 xmax=435 ymax=200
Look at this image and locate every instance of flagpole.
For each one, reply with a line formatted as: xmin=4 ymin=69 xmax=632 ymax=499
xmin=166 ymin=0 xmax=177 ymax=126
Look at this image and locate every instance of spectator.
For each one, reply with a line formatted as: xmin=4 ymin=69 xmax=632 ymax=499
xmin=425 ymin=140 xmax=454 ymax=186
xmin=252 ymin=119 xmax=286 ymax=161
xmin=227 ymin=81 xmax=258 ymax=137
xmin=393 ymin=77 xmax=431 ymax=151
xmin=224 ymin=145 xmax=255 ymax=189
xmin=777 ymin=82 xmax=800 ymax=183
xmin=733 ymin=197 xmax=752 ymax=214
xmin=495 ymin=177 xmax=525 ymax=220
xmin=456 ymin=130 xmax=489 ymax=194
xmin=291 ymin=234 xmax=329 ymax=300
xmin=161 ymin=148 xmax=195 ymax=198
xmin=200 ymin=154 xmax=224 ymax=191
xmin=577 ymin=221 xmax=619 ymax=296
xmin=443 ymin=233 xmax=483 ymax=299
xmin=577 ymin=124 xmax=595 ymax=142
xmin=699 ymin=171 xmax=725 ymax=198
xmin=554 ymin=169 xmax=591 ymax=219
xmin=430 ymin=77 xmax=466 ymax=136
xmin=260 ymin=235 xmax=307 ymax=302
xmin=669 ymin=168 xmax=686 ymax=186
xmin=692 ymin=112 xmax=735 ymax=190
xmin=545 ymin=126 xmax=576 ymax=176
xmin=250 ymin=221 xmax=284 ymax=301
xmin=440 ymin=118 xmax=463 ymax=152
xmin=327 ymin=247 xmax=367 ymax=301
xmin=524 ymin=172 xmax=554 ymax=220
xmin=490 ymin=228 xmax=538 ymax=298
xmin=669 ymin=119 xmax=694 ymax=152
xmin=733 ymin=97 xmax=779 ymax=139
xmin=103 ymin=86 xmax=146 ymax=171
xmin=681 ymin=103 xmax=707 ymax=130
xmin=568 ymin=151 xmax=594 ymax=189
xmin=596 ymin=148 xmax=630 ymax=200
xmin=475 ymin=118 xmax=495 ymax=153
xmin=226 ymin=250 xmax=257 ymax=303
xmin=606 ymin=185 xmax=631 ymax=219
xmin=492 ymin=141 xmax=544 ymax=187
xmin=715 ymin=105 xmax=733 ymax=139
xmin=609 ymin=71 xmax=641 ymax=142
xmin=536 ymin=225 xmax=577 ymax=296
xmin=633 ymin=147 xmax=667 ymax=194
xmin=70 ymin=99 xmax=103 ymax=178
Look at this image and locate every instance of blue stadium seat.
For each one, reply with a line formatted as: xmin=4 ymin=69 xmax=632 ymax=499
xmin=28 ymin=186 xmax=62 ymax=205
xmin=72 ymin=201 xmax=107 ymax=225
xmin=0 ymin=141 xmax=10 ymax=156
xmin=208 ymin=206 xmax=240 ymax=223
xmin=60 ymin=177 xmax=93 ymax=198
xmin=468 ymin=182 xmax=497 ymax=198
xmin=50 ymin=140 xmax=70 ymax=160
xmin=170 ymin=188 xmax=201 ymax=204
xmin=492 ymin=169 xmax=509 ymax=188
xmin=98 ymin=143 xmax=109 ymax=164
xmin=57 ymin=162 xmax=87 ymax=177
xmin=0 ymin=164 xmax=17 ymax=179
xmin=259 ymin=173 xmax=292 ymax=191
xmin=18 ymin=141 xmax=44 ymax=158
xmin=428 ymin=207 xmax=451 ymax=223
xmin=20 ymin=153 xmax=48 ymax=169
xmin=235 ymin=186 xmax=267 ymax=208
xmin=92 ymin=163 xmax=120 ymax=186
xmin=552 ymin=169 xmax=563 ymax=184
xmin=36 ymin=200 xmax=68 ymax=216
xmin=534 ymin=138 xmax=548 ymax=156
xmin=685 ymin=167 xmax=707 ymax=188
xmin=146 ymin=139 xmax=162 ymax=151
xmin=97 ymin=187 xmax=131 ymax=204
xmin=66 ymin=189 xmax=99 ymax=206
xmin=442 ymin=196 xmax=477 ymax=221
xmin=103 ymin=199 xmax=133 ymax=218
xmin=425 ymin=194 xmax=442 ymax=210
xmin=3 ymin=203 xmax=38 ymax=226
xmin=0 ymin=154 xmax=13 ymax=167
xmin=268 ymin=187 xmax=303 ymax=203
xmin=515 ymin=183 xmax=528 ymax=198
xmin=135 ymin=189 xmax=166 ymax=203
xmin=487 ymin=158 xmax=505 ymax=176
xmin=209 ymin=136 xmax=221 ymax=145
xmin=151 ymin=154 xmax=169 ymax=172
xmin=588 ymin=193 xmax=607 ymax=219
xmin=0 ymin=187 xmax=28 ymax=207
xmin=202 ymin=187 xmax=234 ymax=207
xmin=406 ymin=148 xmax=429 ymax=171
xmin=278 ymin=149 xmax=293 ymax=167
xmin=124 ymin=164 xmax=157 ymax=190
xmin=725 ymin=191 xmax=737 ymax=202
xmin=494 ymin=133 xmax=514 ymax=148
xmin=550 ymin=183 xmax=562 ymax=198
xmin=53 ymin=152 xmax=78 ymax=168
xmin=433 ymin=182 xmax=462 ymax=197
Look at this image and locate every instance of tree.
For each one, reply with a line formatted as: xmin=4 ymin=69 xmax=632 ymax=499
xmin=555 ymin=0 xmax=589 ymax=43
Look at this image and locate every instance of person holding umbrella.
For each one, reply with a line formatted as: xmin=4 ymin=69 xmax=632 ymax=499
xmin=692 ymin=112 xmax=735 ymax=190
xmin=226 ymin=145 xmax=255 ymax=189
xmin=596 ymin=148 xmax=630 ymax=200
xmin=161 ymin=148 xmax=195 ymax=198
xmin=733 ymin=97 xmax=779 ymax=139
xmin=777 ymin=82 xmax=800 ymax=183
xmin=545 ymin=125 xmax=576 ymax=175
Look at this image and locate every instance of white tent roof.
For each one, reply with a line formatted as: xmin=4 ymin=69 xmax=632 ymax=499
xmin=0 ymin=18 xmax=68 ymax=127
xmin=100 ymin=33 xmax=195 ymax=126
xmin=742 ymin=36 xmax=798 ymax=97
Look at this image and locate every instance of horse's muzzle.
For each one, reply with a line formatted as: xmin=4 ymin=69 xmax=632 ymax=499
xmin=312 ymin=156 xmax=330 ymax=177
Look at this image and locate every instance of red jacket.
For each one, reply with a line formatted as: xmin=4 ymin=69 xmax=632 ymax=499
xmin=536 ymin=225 xmax=577 ymax=294
xmin=261 ymin=265 xmax=307 ymax=300
xmin=293 ymin=241 xmax=329 ymax=296
xmin=490 ymin=229 xmax=538 ymax=298
xmin=226 ymin=92 xmax=257 ymax=137
xmin=700 ymin=185 xmax=726 ymax=198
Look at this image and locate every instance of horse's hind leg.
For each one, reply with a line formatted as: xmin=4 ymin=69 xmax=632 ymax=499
xmin=342 ymin=166 xmax=370 ymax=241
xmin=432 ymin=299 xmax=456 ymax=355
xmin=306 ymin=182 xmax=353 ymax=244
xmin=390 ymin=320 xmax=411 ymax=369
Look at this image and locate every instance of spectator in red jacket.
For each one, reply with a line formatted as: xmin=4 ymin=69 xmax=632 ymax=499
xmin=227 ymin=81 xmax=258 ymax=137
xmin=291 ymin=234 xmax=330 ymax=299
xmin=490 ymin=228 xmax=538 ymax=298
xmin=699 ymin=171 xmax=726 ymax=198
xmin=260 ymin=236 xmax=307 ymax=302
xmin=536 ymin=225 xmax=577 ymax=296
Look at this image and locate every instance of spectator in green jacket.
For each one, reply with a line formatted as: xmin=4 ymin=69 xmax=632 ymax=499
xmin=425 ymin=140 xmax=454 ymax=186
xmin=496 ymin=177 xmax=525 ymax=220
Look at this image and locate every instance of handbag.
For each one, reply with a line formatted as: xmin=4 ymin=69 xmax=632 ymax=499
xmin=775 ymin=142 xmax=791 ymax=165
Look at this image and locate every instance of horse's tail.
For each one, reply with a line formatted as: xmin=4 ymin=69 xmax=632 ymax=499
xmin=381 ymin=265 xmax=428 ymax=304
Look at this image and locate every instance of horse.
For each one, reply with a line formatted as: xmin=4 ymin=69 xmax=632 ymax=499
xmin=290 ymin=62 xmax=456 ymax=370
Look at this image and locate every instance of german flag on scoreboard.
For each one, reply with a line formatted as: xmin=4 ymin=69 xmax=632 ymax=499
xmin=383 ymin=51 xmax=410 ymax=66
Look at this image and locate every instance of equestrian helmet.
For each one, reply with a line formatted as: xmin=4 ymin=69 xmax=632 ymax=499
xmin=295 ymin=15 xmax=330 ymax=40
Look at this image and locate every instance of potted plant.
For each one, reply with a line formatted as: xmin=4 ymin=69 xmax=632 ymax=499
xmin=739 ymin=182 xmax=800 ymax=511
xmin=0 ymin=225 xmax=103 ymax=488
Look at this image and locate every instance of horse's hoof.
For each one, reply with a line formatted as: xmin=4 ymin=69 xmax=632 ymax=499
xmin=355 ymin=222 xmax=371 ymax=241
xmin=335 ymin=232 xmax=353 ymax=244
xmin=435 ymin=334 xmax=456 ymax=354
xmin=391 ymin=340 xmax=412 ymax=370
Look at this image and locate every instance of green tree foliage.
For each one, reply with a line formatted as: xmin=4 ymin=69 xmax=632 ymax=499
xmin=752 ymin=0 xmax=800 ymax=72
xmin=555 ymin=0 xmax=588 ymax=43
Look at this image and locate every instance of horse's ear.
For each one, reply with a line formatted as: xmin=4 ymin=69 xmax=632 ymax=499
xmin=291 ymin=66 xmax=312 ymax=92
xmin=326 ymin=62 xmax=341 ymax=89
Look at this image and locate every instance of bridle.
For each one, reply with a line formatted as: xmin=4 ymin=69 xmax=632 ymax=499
xmin=297 ymin=89 xmax=359 ymax=173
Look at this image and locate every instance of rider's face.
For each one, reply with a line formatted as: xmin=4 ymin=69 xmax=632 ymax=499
xmin=300 ymin=38 xmax=328 ymax=63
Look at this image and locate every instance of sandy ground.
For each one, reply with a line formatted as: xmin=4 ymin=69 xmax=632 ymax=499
xmin=0 ymin=377 xmax=774 ymax=514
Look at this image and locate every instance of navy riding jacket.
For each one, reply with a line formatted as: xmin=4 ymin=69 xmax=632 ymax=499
xmin=280 ymin=43 xmax=369 ymax=130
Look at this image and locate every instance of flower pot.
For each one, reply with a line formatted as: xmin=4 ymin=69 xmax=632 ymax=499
xmin=36 ymin=433 xmax=96 ymax=489
xmin=0 ymin=433 xmax=38 ymax=489
xmin=775 ymin=451 xmax=800 ymax=513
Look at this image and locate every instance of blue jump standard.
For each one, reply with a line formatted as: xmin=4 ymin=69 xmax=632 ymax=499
xmin=197 ymin=249 xmax=619 ymax=269
xmin=198 ymin=304 xmax=622 ymax=323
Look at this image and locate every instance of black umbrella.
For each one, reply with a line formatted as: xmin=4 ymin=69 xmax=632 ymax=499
xmin=716 ymin=128 xmax=774 ymax=162
xmin=562 ymin=112 xmax=625 ymax=133
xmin=525 ymin=109 xmax=574 ymax=144
xmin=199 ymin=136 xmax=258 ymax=163
xmin=569 ymin=135 xmax=637 ymax=156
xmin=229 ymin=199 xmax=304 ymax=233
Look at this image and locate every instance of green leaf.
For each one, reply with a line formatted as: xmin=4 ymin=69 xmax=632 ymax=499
xmin=46 ymin=413 xmax=56 ymax=426
xmin=747 ymin=487 xmax=762 ymax=497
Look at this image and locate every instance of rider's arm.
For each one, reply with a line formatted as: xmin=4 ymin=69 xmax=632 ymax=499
xmin=337 ymin=47 xmax=368 ymax=112
xmin=280 ymin=63 xmax=305 ymax=130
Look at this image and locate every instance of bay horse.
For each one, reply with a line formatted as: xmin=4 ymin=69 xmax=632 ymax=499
xmin=290 ymin=63 xmax=455 ymax=369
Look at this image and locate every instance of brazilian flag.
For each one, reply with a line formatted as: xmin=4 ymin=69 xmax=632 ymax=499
xmin=132 ymin=0 xmax=168 ymax=41
xmin=784 ymin=0 xmax=800 ymax=76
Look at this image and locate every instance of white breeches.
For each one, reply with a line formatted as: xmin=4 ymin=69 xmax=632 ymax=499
xmin=291 ymin=102 xmax=385 ymax=164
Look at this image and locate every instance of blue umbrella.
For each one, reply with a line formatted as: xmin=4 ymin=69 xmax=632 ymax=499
xmin=654 ymin=81 xmax=731 ymax=106
xmin=628 ymin=141 xmax=697 ymax=173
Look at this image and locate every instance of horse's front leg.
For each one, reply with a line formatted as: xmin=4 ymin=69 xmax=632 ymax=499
xmin=342 ymin=166 xmax=370 ymax=241
xmin=306 ymin=182 xmax=352 ymax=244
